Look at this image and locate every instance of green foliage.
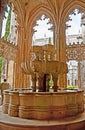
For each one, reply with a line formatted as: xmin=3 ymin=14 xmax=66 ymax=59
xmin=0 ymin=57 xmax=3 ymax=82
xmin=48 ymin=37 xmax=51 ymax=44
xmin=67 ymin=85 xmax=75 ymax=89
xmin=49 ymin=74 xmax=54 ymax=88
xmin=4 ymin=8 xmax=11 ymax=40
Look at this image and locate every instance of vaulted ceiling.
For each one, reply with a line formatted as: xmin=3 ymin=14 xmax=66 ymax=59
xmin=1 ymin=0 xmax=85 ymax=26
xmin=0 ymin=0 xmax=85 ymax=26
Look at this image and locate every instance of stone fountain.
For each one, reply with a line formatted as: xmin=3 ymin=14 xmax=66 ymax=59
xmin=2 ymin=44 xmax=84 ymax=120
xmin=21 ymin=44 xmax=68 ymax=92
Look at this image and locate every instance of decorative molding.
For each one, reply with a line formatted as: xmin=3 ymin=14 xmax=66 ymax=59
xmin=0 ymin=38 xmax=17 ymax=61
xmin=66 ymin=42 xmax=85 ymax=61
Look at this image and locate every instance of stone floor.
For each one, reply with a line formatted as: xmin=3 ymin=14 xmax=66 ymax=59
xmin=0 ymin=106 xmax=85 ymax=130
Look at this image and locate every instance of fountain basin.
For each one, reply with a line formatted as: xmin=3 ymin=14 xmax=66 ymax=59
xmin=2 ymin=89 xmax=84 ymax=120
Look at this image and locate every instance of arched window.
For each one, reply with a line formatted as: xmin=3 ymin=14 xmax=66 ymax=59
xmin=66 ymin=9 xmax=85 ymax=90
xmin=32 ymin=14 xmax=54 ymax=46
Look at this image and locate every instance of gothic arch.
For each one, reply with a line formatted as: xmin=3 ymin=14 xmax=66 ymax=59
xmin=27 ymin=5 xmax=57 ymax=40
xmin=59 ymin=0 xmax=85 ymax=88
xmin=61 ymin=0 xmax=85 ymax=26
xmin=28 ymin=4 xmax=57 ymax=26
xmin=57 ymin=0 xmax=85 ymax=61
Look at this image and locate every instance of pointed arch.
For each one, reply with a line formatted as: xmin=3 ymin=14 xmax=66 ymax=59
xmin=28 ymin=5 xmax=56 ymax=30
xmin=61 ymin=0 xmax=85 ymax=24
xmin=26 ymin=4 xmax=57 ymax=46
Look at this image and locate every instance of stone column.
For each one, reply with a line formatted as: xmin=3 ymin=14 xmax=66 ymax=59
xmin=31 ymin=74 xmax=36 ymax=92
xmin=38 ymin=73 xmax=44 ymax=92
xmin=52 ymin=73 xmax=58 ymax=91
xmin=57 ymin=23 xmax=67 ymax=88
xmin=78 ymin=61 xmax=81 ymax=88
xmin=14 ymin=26 xmax=25 ymax=88
xmin=46 ymin=74 xmax=50 ymax=92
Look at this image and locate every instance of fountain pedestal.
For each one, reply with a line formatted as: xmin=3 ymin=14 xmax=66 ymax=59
xmin=21 ymin=44 xmax=68 ymax=92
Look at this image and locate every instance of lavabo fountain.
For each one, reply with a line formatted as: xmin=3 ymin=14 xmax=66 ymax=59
xmin=2 ymin=44 xmax=84 ymax=120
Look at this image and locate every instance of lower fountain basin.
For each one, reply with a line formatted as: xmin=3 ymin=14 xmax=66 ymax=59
xmin=2 ymin=89 xmax=84 ymax=120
